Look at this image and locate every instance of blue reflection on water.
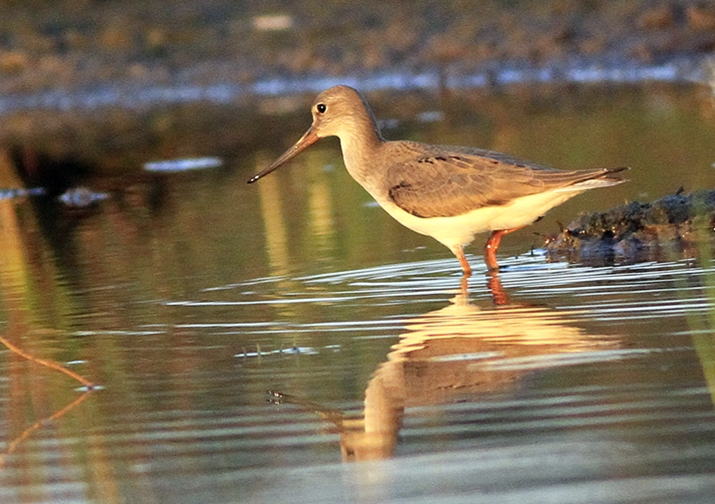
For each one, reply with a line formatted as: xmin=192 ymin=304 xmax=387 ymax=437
xmin=0 ymin=57 xmax=706 ymax=114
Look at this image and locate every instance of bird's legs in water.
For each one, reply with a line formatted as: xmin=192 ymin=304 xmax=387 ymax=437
xmin=454 ymin=246 xmax=508 ymax=304
xmin=484 ymin=227 xmax=525 ymax=271
xmin=454 ymin=226 xmax=526 ymax=278
xmin=455 ymin=248 xmax=472 ymax=275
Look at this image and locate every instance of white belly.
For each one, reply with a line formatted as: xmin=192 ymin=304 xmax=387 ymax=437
xmin=374 ymin=188 xmax=585 ymax=253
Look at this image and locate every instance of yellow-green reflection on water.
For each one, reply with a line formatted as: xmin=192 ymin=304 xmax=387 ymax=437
xmin=0 ymin=84 xmax=714 ymax=503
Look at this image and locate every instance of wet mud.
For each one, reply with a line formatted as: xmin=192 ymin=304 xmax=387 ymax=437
xmin=544 ymin=189 xmax=715 ymax=264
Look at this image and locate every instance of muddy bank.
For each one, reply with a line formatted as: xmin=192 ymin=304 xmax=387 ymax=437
xmin=544 ymin=189 xmax=715 ymax=265
xmin=1 ymin=1 xmax=715 ymax=97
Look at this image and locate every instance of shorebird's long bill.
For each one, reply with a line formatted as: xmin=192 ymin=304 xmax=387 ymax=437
xmin=247 ymin=128 xmax=319 ymax=183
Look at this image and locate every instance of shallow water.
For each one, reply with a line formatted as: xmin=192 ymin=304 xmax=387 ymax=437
xmin=1 ymin=83 xmax=715 ymax=503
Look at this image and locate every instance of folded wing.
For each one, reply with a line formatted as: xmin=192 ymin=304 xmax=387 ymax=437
xmin=386 ymin=143 xmax=626 ymax=218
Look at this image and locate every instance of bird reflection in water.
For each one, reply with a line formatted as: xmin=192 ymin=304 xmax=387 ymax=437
xmin=270 ymin=274 xmax=616 ymax=461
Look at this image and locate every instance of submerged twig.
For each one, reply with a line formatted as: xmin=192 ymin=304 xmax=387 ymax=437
xmin=0 ymin=332 xmax=98 ymax=467
xmin=0 ymin=334 xmax=95 ymax=388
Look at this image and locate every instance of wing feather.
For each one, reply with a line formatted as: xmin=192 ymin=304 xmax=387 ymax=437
xmin=386 ymin=143 xmax=626 ymax=218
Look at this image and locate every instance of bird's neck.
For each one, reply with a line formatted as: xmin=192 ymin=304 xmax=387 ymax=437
xmin=338 ymin=117 xmax=384 ymax=186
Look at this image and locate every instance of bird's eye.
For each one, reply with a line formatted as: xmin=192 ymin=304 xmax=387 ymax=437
xmin=316 ymin=103 xmax=327 ymax=114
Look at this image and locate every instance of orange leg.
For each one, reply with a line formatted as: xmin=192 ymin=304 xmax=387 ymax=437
xmin=453 ymin=245 xmax=472 ymax=277
xmin=484 ymin=227 xmax=524 ymax=271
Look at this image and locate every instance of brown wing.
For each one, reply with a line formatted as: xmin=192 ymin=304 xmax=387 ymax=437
xmin=386 ymin=143 xmax=626 ymax=218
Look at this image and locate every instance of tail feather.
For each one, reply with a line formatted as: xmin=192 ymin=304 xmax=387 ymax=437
xmin=555 ymin=166 xmax=629 ymax=192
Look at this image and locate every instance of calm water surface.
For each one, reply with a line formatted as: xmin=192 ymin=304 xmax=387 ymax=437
xmin=1 ymin=84 xmax=715 ymax=503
